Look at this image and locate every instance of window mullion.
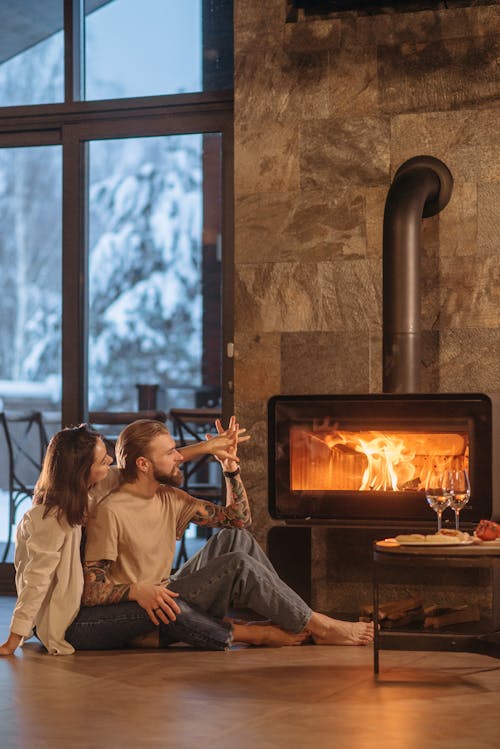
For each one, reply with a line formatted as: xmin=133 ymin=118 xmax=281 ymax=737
xmin=64 ymin=0 xmax=84 ymax=103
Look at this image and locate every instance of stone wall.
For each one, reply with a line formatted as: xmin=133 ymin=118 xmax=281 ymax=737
xmin=233 ymin=0 xmax=500 ymax=614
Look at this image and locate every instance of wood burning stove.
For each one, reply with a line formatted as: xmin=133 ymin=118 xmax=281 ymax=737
xmin=268 ymin=393 xmax=500 ymax=529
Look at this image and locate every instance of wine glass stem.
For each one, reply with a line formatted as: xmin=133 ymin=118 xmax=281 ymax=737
xmin=437 ymin=511 xmax=442 ymax=532
xmin=455 ymin=510 xmax=460 ymax=531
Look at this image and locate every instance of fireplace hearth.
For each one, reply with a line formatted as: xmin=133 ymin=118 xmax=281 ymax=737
xmin=268 ymin=393 xmax=500 ymax=530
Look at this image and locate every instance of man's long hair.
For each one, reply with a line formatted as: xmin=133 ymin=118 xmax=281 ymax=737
xmin=115 ymin=419 xmax=170 ymax=482
xmin=34 ymin=424 xmax=100 ymax=527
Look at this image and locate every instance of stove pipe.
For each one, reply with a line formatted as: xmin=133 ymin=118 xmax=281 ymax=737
xmin=382 ymin=155 xmax=453 ymax=394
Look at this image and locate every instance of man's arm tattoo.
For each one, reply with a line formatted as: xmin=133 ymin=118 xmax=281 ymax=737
xmin=191 ymin=474 xmax=252 ymax=529
xmin=82 ymin=559 xmax=130 ymax=606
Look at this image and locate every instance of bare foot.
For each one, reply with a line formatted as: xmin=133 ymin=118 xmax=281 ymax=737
xmin=306 ymin=612 xmax=374 ymax=646
xmin=232 ymin=622 xmax=309 ymax=647
xmin=128 ymin=631 xmax=160 ymax=648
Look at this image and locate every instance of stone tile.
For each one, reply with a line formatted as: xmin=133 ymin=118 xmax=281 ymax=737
xmin=368 ymin=331 xmax=383 ymax=393
xmin=283 ymin=48 xmax=332 ymax=121
xmin=390 ymin=108 xmax=500 ymax=156
xmin=236 ymin=42 xmax=332 ymax=124
xmin=300 ymin=117 xmax=391 ymax=191
xmin=234 ymin=40 xmax=292 ymax=124
xmin=438 ymin=255 xmax=500 ymax=329
xmin=235 ymin=187 xmax=367 ymax=263
xmin=421 ymin=220 xmax=444 ymax=329
xmin=478 ymin=182 xmax=500 ymax=255
xmin=446 ymin=146 xmax=500 ymax=184
xmin=234 ymin=333 xmax=281 ymax=402
xmin=439 ymin=329 xmax=500 ymax=392
xmin=373 ymin=5 xmax=500 ymax=46
xmin=234 ymin=0 xmax=284 ymax=35
xmin=283 ymin=18 xmax=341 ymax=53
xmin=390 ymin=111 xmax=500 ymax=184
xmin=235 ymin=262 xmax=320 ymax=333
xmin=379 ymin=35 xmax=499 ymax=114
xmin=235 ymin=31 xmax=334 ymax=125
xmin=420 ymin=330 xmax=440 ymax=393
xmin=235 ymin=120 xmax=300 ymax=196
xmin=365 ymin=185 xmax=387 ymax=258
xmin=325 ymin=16 xmax=379 ymax=117
xmin=438 ymin=181 xmax=477 ymax=258
xmin=235 ymin=259 xmax=381 ymax=334
xmin=229 ymin=399 xmax=273 ymax=547
xmin=233 ymin=397 xmax=268 ymax=432
xmin=280 ymin=332 xmax=371 ymax=394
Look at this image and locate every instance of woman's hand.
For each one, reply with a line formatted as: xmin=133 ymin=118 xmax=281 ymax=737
xmin=0 ymin=632 xmax=22 ymax=655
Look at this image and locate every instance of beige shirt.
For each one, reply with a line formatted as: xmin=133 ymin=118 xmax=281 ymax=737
xmin=85 ymin=484 xmax=197 ymax=585
xmin=11 ymin=505 xmax=83 ymax=655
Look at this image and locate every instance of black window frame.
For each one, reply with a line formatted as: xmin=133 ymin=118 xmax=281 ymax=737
xmin=0 ymin=0 xmax=234 ymax=426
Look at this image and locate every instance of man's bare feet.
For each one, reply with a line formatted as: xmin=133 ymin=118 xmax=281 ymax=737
xmin=232 ymin=622 xmax=309 ymax=647
xmin=306 ymin=612 xmax=374 ymax=646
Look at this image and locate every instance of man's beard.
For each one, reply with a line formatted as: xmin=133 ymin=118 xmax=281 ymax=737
xmin=153 ymin=464 xmax=183 ymax=488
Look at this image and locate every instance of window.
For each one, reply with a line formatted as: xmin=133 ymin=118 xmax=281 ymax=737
xmin=0 ymin=2 xmax=64 ymax=107
xmin=0 ymin=2 xmax=232 ymax=559
xmin=85 ymin=0 xmax=202 ymax=100
xmin=0 ymin=145 xmax=62 ymax=411
xmin=88 ymin=132 xmax=222 ymax=412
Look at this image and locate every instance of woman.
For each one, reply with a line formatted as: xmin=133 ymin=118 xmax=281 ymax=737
xmin=0 ymin=424 xmax=305 ymax=656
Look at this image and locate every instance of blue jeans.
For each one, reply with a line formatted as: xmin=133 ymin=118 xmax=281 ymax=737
xmin=169 ymin=528 xmax=312 ymax=633
xmin=65 ymin=598 xmax=232 ymax=651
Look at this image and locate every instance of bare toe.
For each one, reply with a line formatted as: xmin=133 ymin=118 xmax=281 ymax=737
xmin=311 ymin=615 xmax=374 ymax=646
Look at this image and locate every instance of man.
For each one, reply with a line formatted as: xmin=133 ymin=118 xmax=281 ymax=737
xmin=83 ymin=417 xmax=373 ymax=647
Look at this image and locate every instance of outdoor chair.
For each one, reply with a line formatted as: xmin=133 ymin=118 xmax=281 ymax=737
xmin=0 ymin=410 xmax=49 ymax=562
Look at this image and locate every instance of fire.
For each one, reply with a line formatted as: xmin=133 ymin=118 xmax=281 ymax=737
xmin=290 ymin=426 xmax=468 ymax=492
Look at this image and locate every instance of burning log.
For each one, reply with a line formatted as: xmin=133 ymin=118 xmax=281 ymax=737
xmin=291 ymin=426 xmax=468 ymax=492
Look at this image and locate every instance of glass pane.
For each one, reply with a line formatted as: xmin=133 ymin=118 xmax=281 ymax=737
xmin=88 ymin=133 xmax=222 ymax=413
xmin=0 ymin=145 xmax=62 ymax=558
xmin=0 ymin=2 xmax=64 ymax=107
xmin=85 ymin=0 xmax=233 ymax=99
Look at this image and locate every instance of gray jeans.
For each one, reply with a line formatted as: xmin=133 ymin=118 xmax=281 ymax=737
xmin=169 ymin=528 xmax=312 ymax=633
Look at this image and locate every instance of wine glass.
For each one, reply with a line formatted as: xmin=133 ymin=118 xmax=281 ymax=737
xmin=425 ymin=469 xmax=452 ymax=532
xmin=448 ymin=469 xmax=471 ymax=530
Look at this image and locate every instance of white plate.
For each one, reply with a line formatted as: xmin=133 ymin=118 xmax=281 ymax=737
xmin=396 ymin=538 xmax=474 ymax=547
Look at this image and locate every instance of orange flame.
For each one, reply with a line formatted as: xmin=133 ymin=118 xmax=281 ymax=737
xmin=290 ymin=427 xmax=468 ymax=492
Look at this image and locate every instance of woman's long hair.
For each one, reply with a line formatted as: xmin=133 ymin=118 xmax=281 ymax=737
xmin=34 ymin=424 xmax=101 ymax=527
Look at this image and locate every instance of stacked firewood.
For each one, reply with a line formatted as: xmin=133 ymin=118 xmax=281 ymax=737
xmin=360 ymin=597 xmax=480 ymax=629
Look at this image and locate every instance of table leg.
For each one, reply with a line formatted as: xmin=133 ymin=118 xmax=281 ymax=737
xmin=373 ymin=560 xmax=379 ymax=675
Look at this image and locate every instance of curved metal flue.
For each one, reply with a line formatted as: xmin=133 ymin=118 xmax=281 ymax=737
xmin=382 ymin=155 xmax=453 ymax=393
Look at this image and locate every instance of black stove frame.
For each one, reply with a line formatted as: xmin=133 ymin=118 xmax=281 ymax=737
xmin=268 ymin=393 xmax=500 ymax=529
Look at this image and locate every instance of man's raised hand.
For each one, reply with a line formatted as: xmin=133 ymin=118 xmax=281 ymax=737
xmin=129 ymin=583 xmax=181 ymax=626
xmin=204 ymin=415 xmax=250 ymax=464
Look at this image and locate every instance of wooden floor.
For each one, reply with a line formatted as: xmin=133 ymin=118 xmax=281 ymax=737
xmin=1 ymin=595 xmax=500 ymax=749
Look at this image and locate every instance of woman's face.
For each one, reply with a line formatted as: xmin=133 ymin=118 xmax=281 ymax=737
xmin=88 ymin=438 xmax=113 ymax=487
